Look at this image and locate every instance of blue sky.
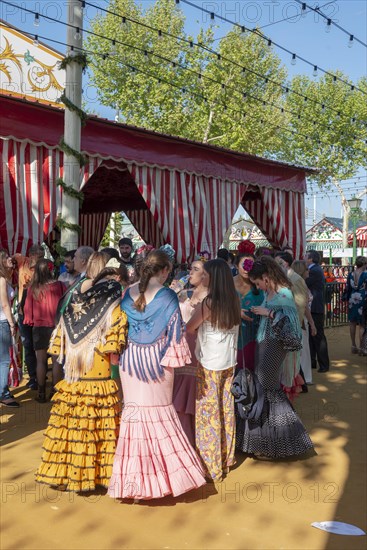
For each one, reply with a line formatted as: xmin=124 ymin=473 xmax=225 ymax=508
xmin=1 ymin=0 xmax=366 ymax=224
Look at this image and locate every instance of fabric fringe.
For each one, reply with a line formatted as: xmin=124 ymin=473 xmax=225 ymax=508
xmin=55 ymin=298 xmax=121 ymax=383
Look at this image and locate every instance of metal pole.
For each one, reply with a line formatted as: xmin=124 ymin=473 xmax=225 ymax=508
xmin=60 ymin=0 xmax=83 ymax=251
xmin=352 ymin=213 xmax=357 ymax=264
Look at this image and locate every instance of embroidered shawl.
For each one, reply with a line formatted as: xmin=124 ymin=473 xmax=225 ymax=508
xmin=52 ymin=280 xmax=122 ymax=382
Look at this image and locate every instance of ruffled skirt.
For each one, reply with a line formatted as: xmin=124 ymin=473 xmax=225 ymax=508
xmin=108 ymin=366 xmax=206 ymax=500
xmin=35 ymin=378 xmax=120 ymax=492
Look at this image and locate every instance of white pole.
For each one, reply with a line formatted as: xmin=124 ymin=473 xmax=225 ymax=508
xmin=313 ymin=193 xmax=316 ymax=225
xmin=60 ymin=0 xmax=83 ymax=251
xmin=109 ymin=212 xmax=116 ymax=247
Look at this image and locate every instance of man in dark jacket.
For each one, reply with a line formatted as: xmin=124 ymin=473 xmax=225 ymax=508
xmin=305 ymin=250 xmax=330 ymax=372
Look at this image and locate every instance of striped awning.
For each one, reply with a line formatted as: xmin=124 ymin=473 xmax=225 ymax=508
xmin=0 ymin=95 xmax=309 ymax=260
xmin=348 ymin=225 xmax=367 ymax=247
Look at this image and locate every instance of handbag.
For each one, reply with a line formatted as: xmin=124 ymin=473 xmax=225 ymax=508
xmin=271 ymin=311 xmax=302 ymax=352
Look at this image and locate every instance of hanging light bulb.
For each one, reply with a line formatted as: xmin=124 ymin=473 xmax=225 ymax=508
xmin=348 ymin=35 xmax=354 ymax=48
xmin=325 ymin=19 xmax=331 ymax=33
xmin=313 ymin=65 xmax=318 ymax=77
xmin=34 ymin=13 xmax=40 ymax=27
xmin=144 ymin=50 xmax=149 ymax=62
xmin=74 ymin=27 xmax=81 ymax=41
xmin=158 ymin=29 xmax=163 ymax=39
xmin=291 ymin=53 xmax=296 ymax=66
xmin=80 ymin=1 xmax=85 ymax=12
xmin=241 ymin=26 xmax=246 ymax=33
xmin=110 ymin=40 xmax=117 ymax=55
xmin=210 ymin=12 xmax=215 ymax=20
xmin=301 ymin=3 xmax=307 ymax=18
xmin=33 ymin=35 xmax=39 ymax=47
xmin=267 ymin=39 xmax=272 ymax=47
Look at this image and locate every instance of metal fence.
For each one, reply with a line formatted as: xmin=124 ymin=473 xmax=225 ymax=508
xmin=324 ymin=281 xmax=348 ymax=328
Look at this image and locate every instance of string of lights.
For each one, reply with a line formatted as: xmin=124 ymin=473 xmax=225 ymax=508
xmin=260 ymin=1 xmax=336 ymax=30
xmin=176 ymin=0 xmax=366 ymax=94
xmin=293 ymin=0 xmax=367 ymax=47
xmin=11 ymin=26 xmax=367 ymax=160
xmin=5 ymin=0 xmax=365 ymax=136
xmin=80 ymin=0 xmax=366 ymax=115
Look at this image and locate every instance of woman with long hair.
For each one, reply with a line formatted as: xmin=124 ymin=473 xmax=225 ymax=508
xmin=23 ymin=259 xmax=65 ymax=402
xmin=292 ymin=260 xmax=316 ymax=385
xmin=0 ymin=249 xmax=19 ymax=408
xmin=187 ymin=259 xmax=241 ymax=482
xmin=236 ymin=256 xmax=314 ymax=460
xmin=234 ymin=241 xmax=264 ymax=372
xmin=108 ymin=250 xmax=206 ymax=501
xmin=172 ymin=258 xmax=208 ymax=445
xmin=35 ymin=266 xmax=128 ymax=492
xmin=343 ymin=256 xmax=367 ymax=354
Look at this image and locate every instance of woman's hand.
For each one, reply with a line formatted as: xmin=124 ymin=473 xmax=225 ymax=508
xmin=251 ymin=306 xmax=271 ymax=317
xmin=9 ymin=323 xmax=16 ymax=337
xmin=241 ymin=309 xmax=254 ymax=322
xmin=310 ymin=322 xmax=317 ymax=337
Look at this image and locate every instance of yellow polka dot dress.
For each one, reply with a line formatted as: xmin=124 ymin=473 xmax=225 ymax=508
xmin=35 ymin=306 xmax=127 ymax=492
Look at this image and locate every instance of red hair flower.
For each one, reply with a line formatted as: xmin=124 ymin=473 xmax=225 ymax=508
xmin=237 ymin=240 xmax=256 ymax=255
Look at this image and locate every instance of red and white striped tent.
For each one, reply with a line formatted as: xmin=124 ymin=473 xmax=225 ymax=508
xmin=348 ymin=225 xmax=367 ymax=248
xmin=0 ymin=95 xmax=311 ymax=261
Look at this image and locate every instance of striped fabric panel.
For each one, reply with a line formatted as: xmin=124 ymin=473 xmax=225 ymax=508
xmin=124 ymin=209 xmax=165 ymax=249
xmin=243 ymin=187 xmax=306 ymax=259
xmin=128 ymin=164 xmax=247 ymax=262
xmin=79 ymin=213 xmax=111 ymax=249
xmin=0 ymin=138 xmax=102 ymax=254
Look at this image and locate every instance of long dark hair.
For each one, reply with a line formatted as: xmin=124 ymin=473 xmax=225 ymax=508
xmin=134 ymin=250 xmax=171 ymax=312
xmin=29 ymin=259 xmax=54 ymax=299
xmin=0 ymin=249 xmax=12 ymax=281
xmin=248 ymin=256 xmax=291 ymax=289
xmin=204 ymin=259 xmax=241 ymax=330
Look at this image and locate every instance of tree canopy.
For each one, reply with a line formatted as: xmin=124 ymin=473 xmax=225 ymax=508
xmin=86 ymin=0 xmax=367 ymax=185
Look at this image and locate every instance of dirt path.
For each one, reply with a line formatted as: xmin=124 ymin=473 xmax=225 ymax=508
xmin=1 ymin=326 xmax=366 ymax=550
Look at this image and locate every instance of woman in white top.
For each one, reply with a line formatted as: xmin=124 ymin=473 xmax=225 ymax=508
xmin=0 ymin=249 xmax=19 ymax=408
xmin=187 ymin=259 xmax=241 ymax=482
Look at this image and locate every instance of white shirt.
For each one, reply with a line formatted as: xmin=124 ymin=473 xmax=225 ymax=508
xmin=0 ymin=282 xmax=15 ymax=321
xmin=195 ymin=321 xmax=239 ymax=371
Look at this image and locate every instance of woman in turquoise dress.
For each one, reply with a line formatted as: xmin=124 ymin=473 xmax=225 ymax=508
xmin=344 ymin=256 xmax=367 ymax=353
xmin=233 ymin=244 xmax=264 ymax=371
xmin=236 ymin=256 xmax=314 ymax=459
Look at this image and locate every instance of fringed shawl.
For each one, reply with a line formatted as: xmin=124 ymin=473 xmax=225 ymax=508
xmin=121 ymin=287 xmax=185 ymax=381
xmin=51 ymin=280 xmax=122 ymax=383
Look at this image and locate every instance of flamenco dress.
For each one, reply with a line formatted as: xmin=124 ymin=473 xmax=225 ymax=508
xmin=108 ymin=287 xmax=206 ymax=500
xmin=35 ymin=281 xmax=127 ymax=492
xmin=236 ymin=287 xmax=314 ymax=459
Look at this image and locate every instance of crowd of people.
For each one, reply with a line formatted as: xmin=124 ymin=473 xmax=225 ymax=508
xmin=0 ymin=237 xmax=366 ymax=502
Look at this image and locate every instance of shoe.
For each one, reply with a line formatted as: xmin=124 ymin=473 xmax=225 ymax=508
xmin=301 ymin=384 xmax=308 ymax=393
xmin=1 ymin=399 xmax=20 ymax=408
xmin=49 ymin=387 xmax=57 ymax=400
xmin=35 ymin=385 xmax=47 ymax=403
xmin=351 ymin=346 xmax=358 ymax=354
xmin=311 ymin=363 xmax=317 ymax=369
xmin=27 ymin=379 xmax=38 ymax=390
xmin=317 ymin=367 xmax=329 ymax=373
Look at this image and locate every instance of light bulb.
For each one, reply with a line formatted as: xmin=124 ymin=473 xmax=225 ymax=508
xmin=348 ymin=35 xmax=354 ymax=48
xmin=110 ymin=40 xmax=117 ymax=55
xmin=325 ymin=19 xmax=331 ymax=33
xmin=144 ymin=50 xmax=149 ymax=62
xmin=80 ymin=1 xmax=85 ymax=12
xmin=301 ymin=3 xmax=307 ymax=18
xmin=158 ymin=30 xmax=163 ymax=39
xmin=313 ymin=65 xmax=318 ymax=77
xmin=33 ymin=35 xmax=39 ymax=47
xmin=291 ymin=53 xmax=296 ymax=65
xmin=74 ymin=27 xmax=81 ymax=41
xmin=34 ymin=13 xmax=39 ymax=27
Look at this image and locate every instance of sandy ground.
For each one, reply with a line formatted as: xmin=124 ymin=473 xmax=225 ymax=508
xmin=1 ymin=325 xmax=366 ymax=550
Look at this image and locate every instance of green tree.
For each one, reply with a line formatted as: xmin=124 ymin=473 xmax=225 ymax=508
xmin=86 ymin=0 xmax=289 ymax=156
xmin=282 ymin=73 xmax=367 ymax=249
xmin=100 ymin=212 xmax=125 ymax=248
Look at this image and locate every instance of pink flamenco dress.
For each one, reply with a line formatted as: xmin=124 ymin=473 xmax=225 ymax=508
xmin=108 ymin=287 xmax=206 ymax=501
xmin=172 ymin=297 xmax=198 ymax=446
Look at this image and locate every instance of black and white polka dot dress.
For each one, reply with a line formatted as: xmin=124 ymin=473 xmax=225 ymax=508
xmin=236 ymin=314 xmax=314 ymax=458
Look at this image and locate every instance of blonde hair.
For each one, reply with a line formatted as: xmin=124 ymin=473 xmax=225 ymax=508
xmin=85 ymin=251 xmax=109 ymax=280
xmin=292 ymin=259 xmax=308 ymax=278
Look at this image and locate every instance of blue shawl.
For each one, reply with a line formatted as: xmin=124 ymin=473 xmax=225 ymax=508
xmin=121 ymin=287 xmax=183 ymax=381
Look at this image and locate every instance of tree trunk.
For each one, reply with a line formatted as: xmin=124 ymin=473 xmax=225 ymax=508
xmin=203 ymin=109 xmax=214 ymax=144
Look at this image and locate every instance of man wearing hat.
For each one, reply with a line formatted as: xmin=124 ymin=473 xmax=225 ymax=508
xmin=119 ymin=237 xmax=134 ymax=266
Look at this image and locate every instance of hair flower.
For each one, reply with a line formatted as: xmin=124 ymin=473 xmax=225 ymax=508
xmin=242 ymin=258 xmax=254 ymax=272
xmin=238 ymin=240 xmax=256 ymax=255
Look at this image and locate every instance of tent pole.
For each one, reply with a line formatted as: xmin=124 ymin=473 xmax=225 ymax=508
xmin=60 ymin=0 xmax=83 ymax=251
